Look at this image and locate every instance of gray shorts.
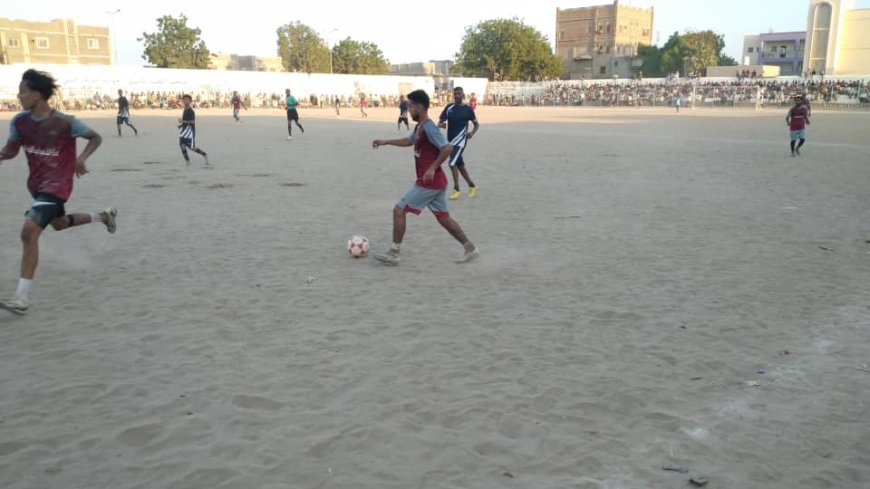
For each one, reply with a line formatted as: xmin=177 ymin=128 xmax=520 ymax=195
xmin=397 ymin=185 xmax=449 ymax=217
xmin=790 ymin=129 xmax=806 ymax=141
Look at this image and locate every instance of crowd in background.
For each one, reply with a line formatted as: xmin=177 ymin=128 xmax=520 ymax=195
xmin=0 ymin=90 xmax=460 ymax=112
xmin=486 ymin=79 xmax=870 ymax=108
xmin=1 ymin=79 xmax=868 ymax=112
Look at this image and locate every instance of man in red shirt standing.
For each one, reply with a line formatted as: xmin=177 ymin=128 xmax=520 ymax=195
xmin=787 ymin=95 xmax=810 ymax=157
xmin=360 ymin=93 xmax=369 ymax=118
xmin=371 ymin=90 xmax=478 ymax=266
xmin=231 ymin=91 xmax=245 ymax=123
xmin=0 ymin=69 xmax=117 ymax=315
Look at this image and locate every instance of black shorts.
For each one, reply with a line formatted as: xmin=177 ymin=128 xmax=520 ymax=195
xmin=117 ymin=116 xmax=129 ymax=125
xmin=398 ymin=116 xmax=408 ymax=123
xmin=287 ymin=109 xmax=299 ymax=121
xmin=25 ymin=193 xmax=66 ymax=228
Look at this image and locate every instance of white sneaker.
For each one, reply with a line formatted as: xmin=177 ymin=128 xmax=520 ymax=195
xmin=287 ymin=136 xmax=293 ymax=141
xmin=0 ymin=296 xmax=29 ymax=315
xmin=101 ymin=207 xmax=118 ymax=234
xmin=456 ymin=246 xmax=480 ymax=264
xmin=374 ymin=250 xmax=400 ymax=266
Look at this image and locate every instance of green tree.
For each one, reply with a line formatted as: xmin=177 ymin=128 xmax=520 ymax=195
xmin=660 ymin=31 xmax=688 ymax=75
xmin=656 ymin=30 xmax=730 ymax=76
xmin=682 ymin=30 xmax=725 ymax=75
xmin=276 ymin=21 xmax=330 ymax=73
xmin=331 ymin=38 xmax=389 ymax=75
xmin=140 ymin=14 xmax=211 ymax=69
xmin=635 ymin=44 xmax=663 ymax=77
xmin=454 ymin=18 xmax=562 ymax=81
xmin=718 ymin=54 xmax=739 ymax=66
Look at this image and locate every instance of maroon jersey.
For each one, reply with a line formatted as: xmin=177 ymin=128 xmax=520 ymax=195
xmin=9 ymin=110 xmax=89 ymax=201
xmin=788 ymin=106 xmax=809 ymax=130
xmin=409 ymin=120 xmax=449 ymax=190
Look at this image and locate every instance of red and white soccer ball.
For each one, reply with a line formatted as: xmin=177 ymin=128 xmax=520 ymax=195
xmin=347 ymin=235 xmax=370 ymax=258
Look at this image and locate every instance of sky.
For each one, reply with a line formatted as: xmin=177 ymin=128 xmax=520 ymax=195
xmin=5 ymin=0 xmax=870 ymax=66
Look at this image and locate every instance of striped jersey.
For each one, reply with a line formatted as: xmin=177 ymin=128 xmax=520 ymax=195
xmin=179 ymin=107 xmax=195 ymax=139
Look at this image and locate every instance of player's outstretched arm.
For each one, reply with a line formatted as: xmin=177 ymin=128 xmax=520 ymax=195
xmin=372 ymin=138 xmax=413 ymax=149
xmin=0 ymin=139 xmax=21 ymax=162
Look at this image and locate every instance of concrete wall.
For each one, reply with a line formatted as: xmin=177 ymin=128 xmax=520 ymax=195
xmin=837 ymin=9 xmax=870 ymax=74
xmin=0 ymin=64 xmax=488 ymax=102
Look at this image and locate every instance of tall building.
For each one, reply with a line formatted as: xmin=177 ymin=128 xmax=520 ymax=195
xmin=805 ymin=0 xmax=870 ymax=74
xmin=0 ymin=18 xmax=112 ymax=65
xmin=556 ymin=0 xmax=654 ymax=79
xmin=742 ymin=31 xmax=806 ymax=75
xmin=211 ymin=53 xmax=282 ymax=72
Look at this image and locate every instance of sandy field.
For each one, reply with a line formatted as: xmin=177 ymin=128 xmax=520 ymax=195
xmin=0 ymin=106 xmax=869 ymax=489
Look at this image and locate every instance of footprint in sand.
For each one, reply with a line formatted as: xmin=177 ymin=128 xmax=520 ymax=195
xmin=280 ymin=182 xmax=305 ymax=187
xmin=207 ymin=183 xmax=233 ymax=190
xmin=110 ymin=168 xmax=142 ymax=172
xmin=231 ymin=394 xmax=283 ymax=411
xmin=0 ymin=441 xmax=27 ymax=456
xmin=142 ymin=184 xmax=165 ymax=189
xmin=116 ymin=423 xmax=164 ymax=447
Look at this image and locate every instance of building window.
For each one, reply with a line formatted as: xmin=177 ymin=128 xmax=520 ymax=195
xmin=747 ymin=47 xmax=754 ymax=53
xmin=614 ymin=60 xmax=619 ymax=66
xmin=605 ymin=45 xmax=610 ymax=54
xmin=8 ymin=38 xmax=21 ymax=48
xmin=87 ymin=38 xmax=100 ymax=50
xmin=600 ymin=66 xmax=607 ymax=74
xmin=35 ymin=37 xmax=50 ymax=49
xmin=606 ymin=23 xmax=611 ymax=34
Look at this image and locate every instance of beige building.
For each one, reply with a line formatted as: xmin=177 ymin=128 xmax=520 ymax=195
xmin=0 ymin=18 xmax=112 ymax=65
xmin=805 ymin=0 xmax=870 ymax=75
xmin=556 ymin=0 xmax=654 ymax=79
xmin=211 ymin=53 xmax=283 ymax=72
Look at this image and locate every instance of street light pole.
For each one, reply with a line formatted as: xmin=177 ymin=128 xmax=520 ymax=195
xmin=106 ymin=9 xmax=121 ymax=65
xmin=326 ymin=28 xmax=337 ymax=74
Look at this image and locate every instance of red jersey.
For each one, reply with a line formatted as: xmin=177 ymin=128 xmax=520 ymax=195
xmin=360 ymin=96 xmax=368 ymax=108
xmin=9 ymin=110 xmax=89 ymax=201
xmin=469 ymin=98 xmax=478 ymax=110
xmin=232 ymin=96 xmax=241 ymax=109
xmin=788 ymin=106 xmax=808 ymax=130
xmin=410 ymin=120 xmax=449 ymax=189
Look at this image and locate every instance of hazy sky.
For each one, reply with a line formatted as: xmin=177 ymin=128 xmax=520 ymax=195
xmin=5 ymin=0 xmax=870 ymax=66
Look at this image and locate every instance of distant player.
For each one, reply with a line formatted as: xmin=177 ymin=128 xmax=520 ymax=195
xmin=285 ymin=89 xmax=304 ymax=140
xmin=0 ymin=69 xmax=117 ymax=315
xmin=178 ymin=94 xmax=209 ymax=166
xmin=116 ymin=89 xmax=138 ymax=137
xmin=397 ymin=95 xmax=410 ymax=132
xmin=334 ymin=96 xmax=341 ymax=117
xmin=371 ymin=89 xmax=479 ymax=266
xmin=469 ymin=93 xmax=478 ymax=111
xmin=231 ymin=91 xmax=245 ymax=123
xmin=787 ymin=95 xmax=810 ymax=157
xmin=360 ymin=93 xmax=368 ymax=118
xmin=438 ymin=86 xmax=480 ymax=200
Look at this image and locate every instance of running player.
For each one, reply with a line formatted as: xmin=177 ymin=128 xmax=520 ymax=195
xmin=334 ymin=96 xmax=341 ymax=117
xmin=360 ymin=93 xmax=368 ymax=118
xmin=371 ymin=90 xmax=479 ymax=266
xmin=285 ymin=89 xmax=304 ymax=140
xmin=178 ymin=95 xmax=209 ymax=166
xmin=438 ymin=86 xmax=479 ymax=200
xmin=116 ymin=89 xmax=138 ymax=137
xmin=787 ymin=95 xmax=810 ymax=157
xmin=397 ymin=95 xmax=410 ymax=132
xmin=0 ymin=69 xmax=118 ymax=315
xmin=231 ymin=91 xmax=245 ymax=123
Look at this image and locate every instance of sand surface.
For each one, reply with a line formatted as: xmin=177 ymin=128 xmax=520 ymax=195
xmin=1 ymin=106 xmax=869 ymax=488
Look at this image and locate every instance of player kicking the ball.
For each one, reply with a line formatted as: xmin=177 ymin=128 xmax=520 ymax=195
xmin=371 ymin=90 xmax=479 ymax=266
xmin=0 ymin=69 xmax=118 ymax=315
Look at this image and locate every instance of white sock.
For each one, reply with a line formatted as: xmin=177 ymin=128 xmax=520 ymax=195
xmin=16 ymin=278 xmax=32 ymax=301
xmin=391 ymin=243 xmax=401 ymax=252
xmin=89 ymin=212 xmax=99 ymax=223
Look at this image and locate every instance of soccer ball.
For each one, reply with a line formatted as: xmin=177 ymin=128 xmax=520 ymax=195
xmin=347 ymin=235 xmax=370 ymax=258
